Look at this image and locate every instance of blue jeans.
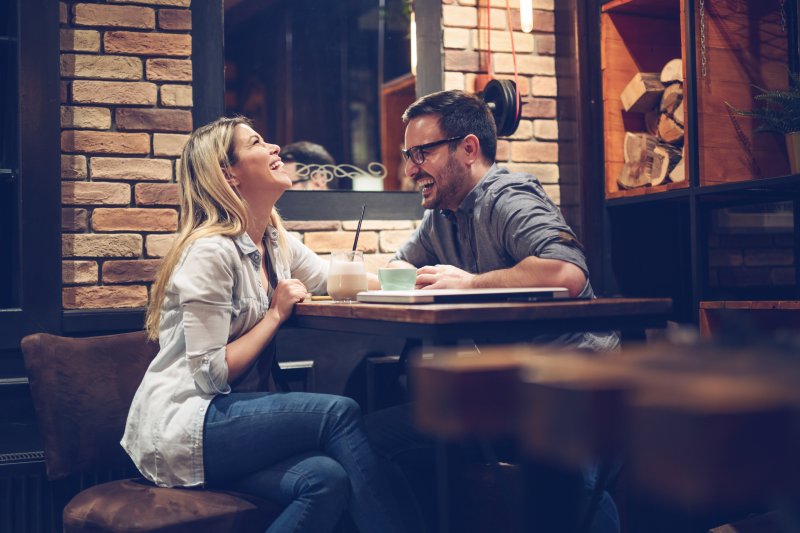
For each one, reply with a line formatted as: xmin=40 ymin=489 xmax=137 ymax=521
xmin=204 ymin=392 xmax=425 ymax=533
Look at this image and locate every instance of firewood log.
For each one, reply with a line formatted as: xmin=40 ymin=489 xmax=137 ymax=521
xmin=618 ymin=132 xmax=658 ymax=189
xmin=669 ymin=145 xmax=687 ymax=183
xmin=658 ymin=113 xmax=684 ymax=144
xmin=660 ymin=58 xmax=683 ymax=85
xmin=660 ymin=83 xmax=683 ymax=114
xmin=651 ymin=143 xmax=683 ymax=186
xmin=673 ymin=100 xmax=685 ymax=127
xmin=621 ymin=73 xmax=665 ymax=113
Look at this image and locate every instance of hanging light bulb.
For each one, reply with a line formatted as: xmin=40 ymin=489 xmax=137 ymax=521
xmin=520 ymin=0 xmax=533 ymax=33
xmin=410 ymin=6 xmax=417 ymax=76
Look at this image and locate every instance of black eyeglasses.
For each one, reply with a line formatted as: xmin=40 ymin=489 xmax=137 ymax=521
xmin=401 ymin=135 xmax=467 ymax=165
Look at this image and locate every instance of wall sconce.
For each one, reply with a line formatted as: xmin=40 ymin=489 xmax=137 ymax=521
xmin=520 ymin=0 xmax=533 ymax=33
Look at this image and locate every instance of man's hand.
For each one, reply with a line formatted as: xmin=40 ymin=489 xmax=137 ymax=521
xmin=415 ymin=264 xmax=475 ymax=289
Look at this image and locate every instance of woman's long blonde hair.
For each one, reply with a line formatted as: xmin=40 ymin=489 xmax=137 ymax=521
xmin=145 ymin=116 xmax=287 ymax=340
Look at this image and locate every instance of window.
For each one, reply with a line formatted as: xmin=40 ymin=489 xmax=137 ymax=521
xmin=0 ymin=0 xmax=19 ymax=309
xmin=223 ymin=0 xmax=413 ymax=191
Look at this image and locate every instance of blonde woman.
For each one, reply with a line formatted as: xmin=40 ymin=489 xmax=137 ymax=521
xmin=122 ymin=117 xmax=423 ymax=533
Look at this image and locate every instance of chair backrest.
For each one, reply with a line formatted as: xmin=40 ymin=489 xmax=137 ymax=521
xmin=21 ymin=331 xmax=160 ymax=480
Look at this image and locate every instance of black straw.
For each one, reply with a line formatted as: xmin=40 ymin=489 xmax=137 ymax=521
xmin=352 ymin=204 xmax=366 ymax=253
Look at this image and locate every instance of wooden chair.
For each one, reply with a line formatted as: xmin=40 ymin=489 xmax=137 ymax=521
xmin=21 ymin=330 xmax=282 ymax=532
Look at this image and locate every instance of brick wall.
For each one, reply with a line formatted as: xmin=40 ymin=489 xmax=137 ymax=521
xmin=58 ymin=0 xmax=575 ymax=310
xmin=708 ymin=233 xmax=796 ymax=289
xmin=284 ymin=220 xmax=418 ymax=273
xmin=440 ymin=0 xmax=581 ymax=230
xmin=60 ymin=0 xmax=191 ymax=310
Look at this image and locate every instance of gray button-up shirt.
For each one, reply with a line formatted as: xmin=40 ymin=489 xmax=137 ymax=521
xmin=395 ymin=164 xmax=619 ymax=351
xmin=121 ymin=230 xmax=328 ymax=487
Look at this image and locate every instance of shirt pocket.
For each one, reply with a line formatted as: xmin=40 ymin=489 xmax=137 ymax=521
xmin=231 ymin=296 xmax=265 ymax=337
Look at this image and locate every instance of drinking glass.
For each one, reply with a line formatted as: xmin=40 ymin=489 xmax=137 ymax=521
xmin=327 ymin=251 xmax=368 ymax=302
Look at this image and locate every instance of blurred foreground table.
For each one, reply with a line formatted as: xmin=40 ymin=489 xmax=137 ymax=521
xmin=413 ymin=343 xmax=800 ymax=531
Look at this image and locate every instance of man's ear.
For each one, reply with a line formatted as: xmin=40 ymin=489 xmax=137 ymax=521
xmin=462 ymin=134 xmax=481 ymax=164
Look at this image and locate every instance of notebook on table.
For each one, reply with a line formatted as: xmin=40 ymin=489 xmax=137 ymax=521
xmin=356 ymin=287 xmax=571 ymax=304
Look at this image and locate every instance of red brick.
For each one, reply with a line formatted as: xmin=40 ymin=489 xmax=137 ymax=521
xmin=116 ymin=108 xmax=192 ymax=132
xmin=63 ymin=285 xmax=148 ymax=309
xmin=62 ymin=131 xmax=150 ymax=155
xmin=521 ymin=97 xmax=556 ymax=119
xmin=61 ymin=81 xmax=68 ymax=103
xmin=92 ymin=158 xmax=173 ymax=181
xmin=282 ymin=221 xmax=341 ymax=232
xmin=62 ymin=182 xmax=131 ymax=206
xmin=160 ymin=84 xmax=192 ymax=107
xmin=146 ymin=58 xmax=192 ymax=81
xmin=92 ymin=208 xmax=178 ymax=232
xmin=73 ymin=4 xmax=155 ymax=29
xmin=62 ymin=208 xmax=89 ymax=232
xmin=531 ymin=9 xmax=555 ymax=32
xmin=304 ymin=231 xmax=378 ymax=254
xmin=105 ymin=31 xmax=191 ymax=57
xmin=496 ymin=140 xmax=511 ymax=161
xmin=444 ymin=51 xmax=483 ymax=73
xmin=135 ymin=183 xmax=179 ymax=205
xmin=61 ymin=106 xmax=112 ymax=129
xmin=153 ymin=133 xmax=189 ymax=156
xmin=510 ymin=141 xmax=559 ymax=163
xmin=62 ymin=154 xmax=87 ymax=179
xmin=158 ymin=9 xmax=191 ymax=30
xmin=60 ymin=29 xmax=100 ymax=52
xmin=535 ymin=34 xmax=556 ymax=55
xmin=108 ymin=0 xmax=189 ymax=5
xmin=63 ymin=234 xmax=142 ymax=258
xmin=63 ymin=260 xmax=98 ymax=284
xmin=379 ymin=230 xmax=415 ymax=253
xmin=145 ymin=234 xmax=176 ymax=257
xmin=102 ymin=259 xmax=162 ymax=283
xmin=72 ymin=80 xmax=156 ymax=106
xmin=61 ymin=54 xmax=142 ymax=80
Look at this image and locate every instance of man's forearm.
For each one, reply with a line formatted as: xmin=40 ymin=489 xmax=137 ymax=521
xmin=471 ymin=256 xmax=586 ymax=296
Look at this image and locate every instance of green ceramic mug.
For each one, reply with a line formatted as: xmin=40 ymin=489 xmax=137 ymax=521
xmin=378 ymin=267 xmax=417 ymax=291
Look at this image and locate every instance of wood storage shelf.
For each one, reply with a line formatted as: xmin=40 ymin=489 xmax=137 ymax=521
xmin=601 ymin=0 xmax=688 ymax=200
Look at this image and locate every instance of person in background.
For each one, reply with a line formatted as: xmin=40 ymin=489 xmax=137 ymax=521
xmin=283 ymin=140 xmax=337 ymax=190
xmin=366 ymin=90 xmax=621 ymax=532
xmin=122 ymin=116 xmax=423 ymax=533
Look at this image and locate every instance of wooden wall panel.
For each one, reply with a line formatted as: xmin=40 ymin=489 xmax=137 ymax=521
xmin=696 ymin=0 xmax=791 ymax=185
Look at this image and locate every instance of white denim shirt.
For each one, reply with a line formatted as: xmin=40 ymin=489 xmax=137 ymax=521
xmin=121 ymin=229 xmax=328 ymax=487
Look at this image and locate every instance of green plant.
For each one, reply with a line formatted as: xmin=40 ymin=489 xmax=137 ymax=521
xmin=728 ymin=71 xmax=800 ymax=134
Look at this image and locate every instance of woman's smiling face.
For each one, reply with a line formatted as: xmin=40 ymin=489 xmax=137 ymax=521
xmin=229 ymin=124 xmax=292 ymax=194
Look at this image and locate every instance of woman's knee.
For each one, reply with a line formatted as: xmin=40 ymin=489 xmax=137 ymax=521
xmin=331 ymin=395 xmax=361 ymax=424
xmin=296 ymin=456 xmax=350 ymax=505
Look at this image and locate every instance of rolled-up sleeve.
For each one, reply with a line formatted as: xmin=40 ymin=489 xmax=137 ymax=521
xmin=172 ymin=240 xmax=236 ymax=395
xmin=286 ymin=235 xmax=329 ymax=294
xmin=491 ymin=182 xmax=589 ymax=276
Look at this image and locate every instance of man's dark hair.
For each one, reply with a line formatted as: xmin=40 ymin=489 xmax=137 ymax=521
xmin=281 ymin=141 xmax=335 ymax=166
xmin=402 ymin=90 xmax=497 ymax=163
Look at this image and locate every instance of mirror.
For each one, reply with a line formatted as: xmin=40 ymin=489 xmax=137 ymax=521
xmin=223 ymin=0 xmax=415 ymax=191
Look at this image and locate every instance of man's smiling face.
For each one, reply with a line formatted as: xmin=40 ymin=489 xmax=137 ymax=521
xmin=403 ymin=115 xmax=470 ymax=211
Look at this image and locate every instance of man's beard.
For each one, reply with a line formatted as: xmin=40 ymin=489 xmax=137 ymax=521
xmin=422 ymin=156 xmax=466 ymax=210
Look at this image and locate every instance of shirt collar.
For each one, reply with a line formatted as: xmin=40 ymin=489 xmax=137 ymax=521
xmin=440 ymin=163 xmax=500 ymax=220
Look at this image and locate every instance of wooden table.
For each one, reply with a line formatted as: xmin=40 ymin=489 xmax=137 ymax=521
xmin=288 ymin=297 xmax=672 ymax=350
xmin=286 ymin=297 xmax=671 ymax=532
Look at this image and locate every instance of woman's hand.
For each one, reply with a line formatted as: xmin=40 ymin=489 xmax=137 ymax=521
xmin=269 ymin=279 xmax=309 ymax=324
